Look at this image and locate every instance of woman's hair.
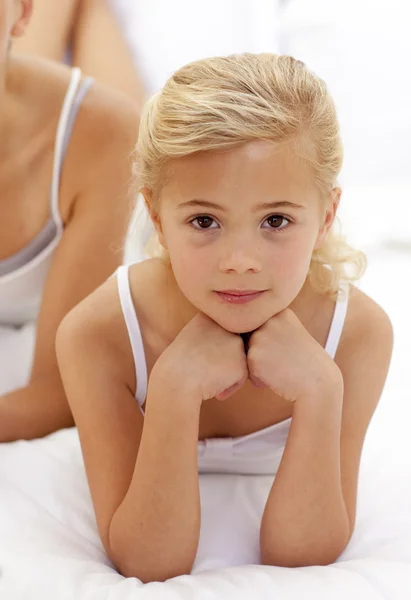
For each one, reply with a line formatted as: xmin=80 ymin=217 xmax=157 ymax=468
xmin=135 ymin=53 xmax=366 ymax=297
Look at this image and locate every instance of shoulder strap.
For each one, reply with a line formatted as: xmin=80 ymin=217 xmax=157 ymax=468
xmin=116 ymin=265 xmax=148 ymax=406
xmin=50 ymin=68 xmax=93 ymax=230
xmin=324 ymin=282 xmax=349 ymax=359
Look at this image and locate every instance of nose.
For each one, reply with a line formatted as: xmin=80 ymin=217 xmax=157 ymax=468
xmin=218 ymin=237 xmax=262 ymax=274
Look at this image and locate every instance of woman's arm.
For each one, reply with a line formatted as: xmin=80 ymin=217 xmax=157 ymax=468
xmin=72 ymin=0 xmax=146 ymax=106
xmin=12 ymin=0 xmax=78 ymax=62
xmin=56 ymin=283 xmax=202 ymax=583
xmin=0 ymin=89 xmax=139 ymax=442
xmin=0 ymin=372 xmax=72 ymax=442
xmin=259 ymin=295 xmax=393 ymax=567
xmin=13 ymin=0 xmax=146 ymax=106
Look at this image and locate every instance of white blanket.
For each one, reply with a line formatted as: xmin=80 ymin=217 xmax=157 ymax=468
xmin=0 ymin=251 xmax=411 ymax=599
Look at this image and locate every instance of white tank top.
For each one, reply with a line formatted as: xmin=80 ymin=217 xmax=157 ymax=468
xmin=0 ymin=68 xmax=93 ymax=327
xmin=116 ymin=264 xmax=349 ymax=476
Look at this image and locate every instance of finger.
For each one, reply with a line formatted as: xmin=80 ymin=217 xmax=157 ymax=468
xmin=216 ymin=376 xmax=248 ymax=401
xmin=249 ymin=374 xmax=268 ymax=389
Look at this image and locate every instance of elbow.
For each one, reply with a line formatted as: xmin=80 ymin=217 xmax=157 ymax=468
xmin=108 ymin=521 xmax=194 ymax=583
xmin=119 ymin=565 xmax=192 ymax=584
xmin=261 ymin=533 xmax=350 ymax=569
xmin=111 ymin=554 xmax=193 ymax=583
xmin=112 ymin=552 xmax=193 ymax=583
xmin=261 ymin=548 xmax=345 ymax=569
xmin=260 ymin=510 xmax=351 ymax=568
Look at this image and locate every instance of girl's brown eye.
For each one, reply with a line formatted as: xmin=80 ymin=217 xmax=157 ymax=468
xmin=267 ymin=216 xmax=284 ymax=228
xmin=192 ymin=216 xmax=216 ymax=229
xmin=263 ymin=215 xmax=290 ymax=229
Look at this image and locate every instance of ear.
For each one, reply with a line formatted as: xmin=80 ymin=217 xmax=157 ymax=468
xmin=314 ymin=187 xmax=341 ymax=250
xmin=141 ymin=187 xmax=167 ymax=249
xmin=11 ymin=1 xmax=33 ymax=38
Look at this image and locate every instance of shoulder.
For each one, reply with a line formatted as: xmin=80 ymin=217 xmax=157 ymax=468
xmin=56 ymin=259 xmax=166 ymax=385
xmin=57 ymin=259 xmax=165 ymax=338
xmin=56 ymin=271 xmax=136 ymax=390
xmin=336 ymin=284 xmax=393 ymax=408
xmin=21 ymin=56 xmax=140 ymax=212
xmin=35 ymin=60 xmax=141 ymax=204
xmin=75 ymin=79 xmax=140 ymax=156
xmin=340 ymin=284 xmax=393 ymax=358
xmin=57 ymin=273 xmax=120 ymax=351
xmin=20 ymin=56 xmax=140 ymax=154
xmin=68 ymin=78 xmax=140 ymax=186
xmin=62 ymin=78 xmax=140 ymax=221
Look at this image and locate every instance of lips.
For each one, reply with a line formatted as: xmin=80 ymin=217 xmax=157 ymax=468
xmin=215 ymin=290 xmax=266 ymax=305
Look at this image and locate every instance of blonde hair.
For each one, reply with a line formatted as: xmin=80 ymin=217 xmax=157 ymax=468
xmin=135 ymin=53 xmax=366 ymax=297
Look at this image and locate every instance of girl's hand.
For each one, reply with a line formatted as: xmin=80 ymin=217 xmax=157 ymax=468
xmin=153 ymin=313 xmax=249 ymax=403
xmin=247 ymin=309 xmax=343 ymax=403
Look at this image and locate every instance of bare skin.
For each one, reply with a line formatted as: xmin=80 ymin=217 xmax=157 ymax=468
xmin=57 ymin=142 xmax=393 ymax=581
xmin=13 ymin=0 xmax=145 ymax=106
xmin=0 ymin=2 xmax=140 ymax=441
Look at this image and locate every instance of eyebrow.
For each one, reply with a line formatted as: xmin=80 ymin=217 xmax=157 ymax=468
xmin=177 ymin=199 xmax=305 ymax=211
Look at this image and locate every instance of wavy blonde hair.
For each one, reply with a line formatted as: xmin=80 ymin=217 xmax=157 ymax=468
xmin=135 ymin=53 xmax=366 ymax=297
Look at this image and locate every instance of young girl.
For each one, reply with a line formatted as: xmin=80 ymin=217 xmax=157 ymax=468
xmin=57 ymin=53 xmax=393 ymax=583
xmin=0 ymin=0 xmax=138 ymax=441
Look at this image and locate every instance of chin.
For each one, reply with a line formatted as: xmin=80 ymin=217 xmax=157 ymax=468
xmin=210 ymin=313 xmax=271 ymax=335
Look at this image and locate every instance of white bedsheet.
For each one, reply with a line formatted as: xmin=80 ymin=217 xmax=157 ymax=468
xmin=0 ymin=428 xmax=410 ymax=599
xmin=0 ymin=250 xmax=410 ymax=599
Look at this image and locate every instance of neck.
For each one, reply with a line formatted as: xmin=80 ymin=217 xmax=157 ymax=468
xmin=0 ymin=54 xmax=27 ymax=157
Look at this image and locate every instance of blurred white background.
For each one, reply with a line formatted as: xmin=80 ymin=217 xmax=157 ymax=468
xmin=114 ymin=0 xmax=411 ymax=249
xmin=113 ymin=0 xmax=411 ymax=442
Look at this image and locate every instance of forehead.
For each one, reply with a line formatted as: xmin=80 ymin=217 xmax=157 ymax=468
xmin=161 ymin=140 xmax=319 ymax=206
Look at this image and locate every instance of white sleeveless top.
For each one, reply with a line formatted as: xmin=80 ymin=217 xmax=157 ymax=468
xmin=0 ymin=68 xmax=93 ymax=327
xmin=116 ymin=265 xmax=349 ymax=476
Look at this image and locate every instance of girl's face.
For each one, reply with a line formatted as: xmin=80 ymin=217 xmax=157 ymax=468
xmin=148 ymin=140 xmax=338 ymax=334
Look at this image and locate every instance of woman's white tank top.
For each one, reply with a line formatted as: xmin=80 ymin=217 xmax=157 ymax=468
xmin=0 ymin=68 xmax=93 ymax=327
xmin=116 ymin=264 xmax=349 ymax=476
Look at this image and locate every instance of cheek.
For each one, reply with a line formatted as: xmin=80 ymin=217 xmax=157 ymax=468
xmin=270 ymin=234 xmax=314 ymax=273
xmin=167 ymin=239 xmax=215 ymax=299
xmin=266 ymin=234 xmax=315 ymax=301
xmin=163 ymin=223 xmax=215 ymax=277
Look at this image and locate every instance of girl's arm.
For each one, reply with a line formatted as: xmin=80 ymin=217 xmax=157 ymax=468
xmin=259 ymin=296 xmax=393 ymax=567
xmin=56 ymin=283 xmax=202 ymax=583
xmin=260 ymin=378 xmax=349 ymax=567
xmin=0 ymin=87 xmax=138 ymax=442
xmin=109 ymin=376 xmax=202 ymax=581
xmin=57 ymin=293 xmax=247 ymax=582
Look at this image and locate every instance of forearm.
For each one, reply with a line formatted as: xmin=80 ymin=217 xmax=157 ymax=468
xmin=260 ymin=379 xmax=350 ymax=567
xmin=109 ymin=381 xmax=201 ymax=583
xmin=0 ymin=370 xmax=74 ymax=442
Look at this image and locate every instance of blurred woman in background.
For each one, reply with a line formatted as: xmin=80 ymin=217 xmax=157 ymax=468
xmin=0 ymin=0 xmax=139 ymax=442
